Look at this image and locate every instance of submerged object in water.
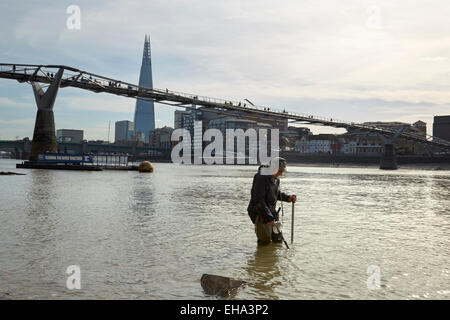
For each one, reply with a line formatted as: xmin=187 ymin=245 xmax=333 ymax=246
xmin=138 ymin=161 xmax=154 ymax=173
xmin=200 ymin=274 xmax=246 ymax=297
xmin=0 ymin=171 xmax=26 ymax=175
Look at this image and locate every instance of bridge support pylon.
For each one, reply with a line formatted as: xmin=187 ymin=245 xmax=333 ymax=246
xmin=378 ymin=127 xmax=408 ymax=170
xmin=380 ymin=143 xmax=397 ymax=170
xmin=29 ymin=68 xmax=64 ymax=160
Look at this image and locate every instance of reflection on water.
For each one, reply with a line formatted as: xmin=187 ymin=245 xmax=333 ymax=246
xmin=0 ymin=159 xmax=449 ymax=299
xmin=244 ymin=244 xmax=282 ymax=300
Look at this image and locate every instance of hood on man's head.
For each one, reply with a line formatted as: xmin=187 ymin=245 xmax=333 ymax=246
xmin=257 ymin=157 xmax=287 ymax=175
xmin=258 ymin=157 xmax=287 ymax=175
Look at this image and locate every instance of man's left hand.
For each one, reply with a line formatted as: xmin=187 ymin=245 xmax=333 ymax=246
xmin=288 ymin=195 xmax=297 ymax=203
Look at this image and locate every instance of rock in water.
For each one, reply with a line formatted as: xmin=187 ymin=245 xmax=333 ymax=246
xmin=0 ymin=171 xmax=26 ymax=175
xmin=138 ymin=161 xmax=154 ymax=173
xmin=200 ymin=274 xmax=246 ymax=297
xmin=0 ymin=291 xmax=10 ymax=300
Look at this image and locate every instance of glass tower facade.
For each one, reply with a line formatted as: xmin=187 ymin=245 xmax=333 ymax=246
xmin=134 ymin=35 xmax=155 ymax=143
xmin=114 ymin=120 xmax=134 ymax=143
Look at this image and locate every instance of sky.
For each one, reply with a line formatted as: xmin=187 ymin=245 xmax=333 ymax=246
xmin=1 ymin=0 xmax=450 ymax=140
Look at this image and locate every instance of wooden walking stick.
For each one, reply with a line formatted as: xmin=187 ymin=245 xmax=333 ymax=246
xmin=291 ymin=202 xmax=295 ymax=243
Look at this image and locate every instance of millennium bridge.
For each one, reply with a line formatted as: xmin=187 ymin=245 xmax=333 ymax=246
xmin=1 ymin=63 xmax=449 ymax=169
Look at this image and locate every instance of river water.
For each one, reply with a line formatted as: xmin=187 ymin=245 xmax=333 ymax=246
xmin=0 ymin=159 xmax=449 ymax=300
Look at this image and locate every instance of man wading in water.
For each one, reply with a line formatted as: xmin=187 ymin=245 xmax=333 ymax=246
xmin=247 ymin=157 xmax=297 ymax=245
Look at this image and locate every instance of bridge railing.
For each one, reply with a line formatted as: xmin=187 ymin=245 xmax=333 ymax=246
xmin=161 ymin=87 xmax=357 ymax=125
xmin=0 ymin=64 xmax=393 ymax=128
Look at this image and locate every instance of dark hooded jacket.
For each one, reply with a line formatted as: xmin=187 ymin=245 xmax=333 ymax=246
xmin=247 ymin=165 xmax=290 ymax=224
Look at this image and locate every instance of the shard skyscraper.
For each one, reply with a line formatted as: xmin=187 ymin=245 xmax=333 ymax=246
xmin=134 ymin=35 xmax=155 ymax=142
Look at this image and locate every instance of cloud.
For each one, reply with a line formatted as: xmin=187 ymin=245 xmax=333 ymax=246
xmin=0 ymin=97 xmax=30 ymax=109
xmin=421 ymin=56 xmax=448 ymax=62
xmin=155 ymin=119 xmax=165 ymax=128
xmin=57 ymin=93 xmax=134 ymax=113
xmin=0 ymin=118 xmax=35 ymax=125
